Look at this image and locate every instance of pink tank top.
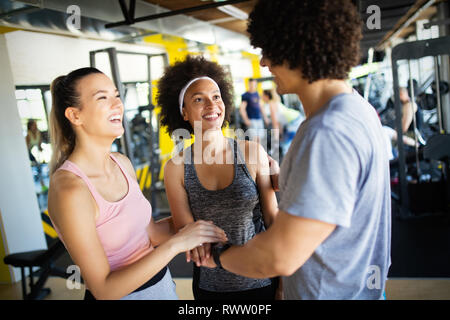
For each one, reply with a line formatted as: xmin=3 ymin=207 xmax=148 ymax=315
xmin=54 ymin=154 xmax=153 ymax=271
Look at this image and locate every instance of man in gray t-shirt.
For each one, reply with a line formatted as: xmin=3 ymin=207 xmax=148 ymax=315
xmin=279 ymin=91 xmax=391 ymax=299
xmin=202 ymin=0 xmax=391 ymax=300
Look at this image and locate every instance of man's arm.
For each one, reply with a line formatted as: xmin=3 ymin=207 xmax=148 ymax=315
xmin=217 ymin=210 xmax=336 ymax=278
xmin=217 ymin=128 xmax=358 ymax=278
xmin=401 ymin=101 xmax=417 ymax=133
xmin=389 ymin=128 xmax=417 ymax=147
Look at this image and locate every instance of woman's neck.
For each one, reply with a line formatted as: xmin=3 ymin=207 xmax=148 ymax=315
xmin=193 ymin=129 xmax=228 ymax=164
xmin=69 ymin=136 xmax=115 ymax=175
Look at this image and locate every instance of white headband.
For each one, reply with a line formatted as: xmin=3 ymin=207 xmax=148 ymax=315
xmin=178 ymin=76 xmax=221 ymax=116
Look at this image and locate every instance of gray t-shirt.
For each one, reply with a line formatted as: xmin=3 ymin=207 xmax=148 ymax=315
xmin=279 ymin=91 xmax=391 ymax=300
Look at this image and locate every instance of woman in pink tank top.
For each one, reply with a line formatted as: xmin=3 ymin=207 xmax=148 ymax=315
xmin=47 ymin=67 xmax=227 ymax=300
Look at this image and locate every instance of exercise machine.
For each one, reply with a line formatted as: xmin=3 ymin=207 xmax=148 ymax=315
xmin=391 ymin=36 xmax=450 ymax=219
xmin=89 ymin=48 xmax=170 ymax=217
xmin=3 ymin=239 xmax=67 ymax=300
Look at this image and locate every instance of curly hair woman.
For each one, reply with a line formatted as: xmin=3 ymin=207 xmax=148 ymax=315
xmin=201 ymin=0 xmax=392 ymax=300
xmin=158 ymin=55 xmax=280 ymax=300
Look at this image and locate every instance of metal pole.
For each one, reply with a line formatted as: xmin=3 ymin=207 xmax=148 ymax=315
xmin=408 ymin=60 xmax=421 ymax=178
xmin=437 ymin=0 xmax=450 ymax=134
xmin=20 ymin=268 xmax=27 ymax=300
xmin=434 ymin=56 xmax=444 ymax=134
xmin=106 ymin=47 xmax=135 ymax=167
xmin=433 ymin=55 xmax=448 ymax=180
xmin=162 ymin=53 xmax=169 ymax=69
xmin=0 ymin=6 xmax=40 ymax=19
xmin=147 ymin=56 xmax=153 ymax=104
xmin=105 ymin=0 xmax=250 ymax=28
xmin=28 ymin=267 xmax=33 ymax=288
xmin=147 ymin=54 xmax=158 ymax=215
xmin=89 ymin=51 xmax=96 ymax=68
xmin=392 ymin=58 xmax=409 ymax=216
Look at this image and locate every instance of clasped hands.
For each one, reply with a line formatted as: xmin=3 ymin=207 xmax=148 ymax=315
xmin=186 ymin=242 xmax=221 ymax=268
xmin=185 ymin=155 xmax=279 ymax=268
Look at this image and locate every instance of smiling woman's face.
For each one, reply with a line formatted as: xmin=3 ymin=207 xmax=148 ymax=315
xmin=182 ymin=79 xmax=225 ymax=133
xmin=69 ymin=73 xmax=125 ymax=139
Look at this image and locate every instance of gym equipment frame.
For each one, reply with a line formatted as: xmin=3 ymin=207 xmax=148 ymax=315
xmin=391 ymin=36 xmax=450 ymax=219
xmin=89 ymin=48 xmax=170 ymax=216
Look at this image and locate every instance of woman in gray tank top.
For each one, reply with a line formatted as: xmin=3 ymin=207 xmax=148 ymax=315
xmin=158 ymin=56 xmax=280 ymax=300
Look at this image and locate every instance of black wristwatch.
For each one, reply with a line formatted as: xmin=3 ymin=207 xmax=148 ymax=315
xmin=211 ymin=243 xmax=231 ymax=269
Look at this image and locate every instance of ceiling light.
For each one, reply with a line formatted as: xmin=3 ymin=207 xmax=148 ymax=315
xmin=217 ymin=5 xmax=248 ymax=20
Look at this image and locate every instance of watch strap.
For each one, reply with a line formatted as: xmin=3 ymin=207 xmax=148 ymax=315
xmin=212 ymin=243 xmax=231 ymax=269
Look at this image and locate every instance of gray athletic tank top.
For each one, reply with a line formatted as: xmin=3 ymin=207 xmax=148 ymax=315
xmin=184 ymin=138 xmax=272 ymax=292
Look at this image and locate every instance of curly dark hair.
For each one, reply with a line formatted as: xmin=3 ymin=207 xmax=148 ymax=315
xmin=247 ymin=0 xmax=363 ymax=83
xmin=157 ymin=55 xmax=234 ymax=136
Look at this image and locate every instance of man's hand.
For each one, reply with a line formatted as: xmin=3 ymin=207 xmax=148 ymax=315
xmin=198 ymin=254 xmax=217 ymax=268
xmin=186 ymin=243 xmax=211 ymax=267
xmin=268 ymin=155 xmax=280 ymax=191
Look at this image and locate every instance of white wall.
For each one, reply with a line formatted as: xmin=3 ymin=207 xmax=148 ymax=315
xmin=218 ymin=54 xmax=254 ymax=80
xmin=5 ymin=31 xmax=165 ymax=85
xmin=0 ymin=34 xmax=48 ymax=283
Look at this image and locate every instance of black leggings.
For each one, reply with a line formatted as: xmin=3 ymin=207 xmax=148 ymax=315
xmin=192 ymin=265 xmax=278 ymax=301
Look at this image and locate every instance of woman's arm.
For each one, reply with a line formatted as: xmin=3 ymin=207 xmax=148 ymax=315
xmin=38 ymin=132 xmax=43 ymax=150
xmin=25 ymin=134 xmax=31 ymax=150
xmin=259 ymin=101 xmax=270 ymax=126
xmin=254 ymin=142 xmax=279 ymax=227
xmin=269 ymin=101 xmax=280 ymax=131
xmin=48 ymin=170 xmax=226 ymax=300
xmin=164 ymin=158 xmax=195 ymax=231
xmin=147 ymin=216 xmax=175 ymax=247
xmin=164 ymin=158 xmax=212 ymax=265
xmin=239 ymin=141 xmax=278 ymax=228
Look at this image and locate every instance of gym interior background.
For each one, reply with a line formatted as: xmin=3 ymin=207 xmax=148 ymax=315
xmin=0 ymin=0 xmax=449 ymax=300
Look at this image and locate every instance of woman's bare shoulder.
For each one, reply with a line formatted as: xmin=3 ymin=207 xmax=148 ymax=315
xmin=236 ymin=139 xmax=266 ymax=164
xmin=164 ymin=150 xmax=186 ymax=176
xmin=50 ymin=169 xmax=85 ymax=193
xmin=48 ymin=169 xmax=94 ymax=219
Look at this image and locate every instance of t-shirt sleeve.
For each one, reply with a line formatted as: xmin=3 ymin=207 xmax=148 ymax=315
xmin=241 ymin=92 xmax=249 ymax=103
xmin=279 ymin=127 xmax=361 ymax=228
